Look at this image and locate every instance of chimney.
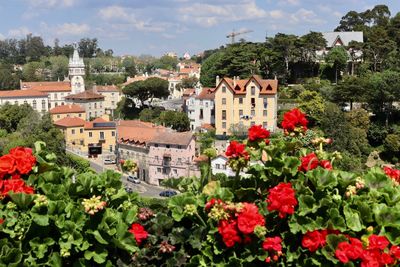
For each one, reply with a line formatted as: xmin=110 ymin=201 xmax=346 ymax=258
xmin=233 ymin=76 xmax=237 ymax=87
xmin=216 ymin=75 xmax=220 ymax=86
xmin=93 ymin=83 xmax=97 ymax=94
xmin=274 ymin=75 xmax=277 ymax=80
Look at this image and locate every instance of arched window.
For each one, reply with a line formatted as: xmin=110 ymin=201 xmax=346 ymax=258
xmin=42 ymin=100 xmax=46 ymax=110
xmin=32 ymin=100 xmax=37 ymax=110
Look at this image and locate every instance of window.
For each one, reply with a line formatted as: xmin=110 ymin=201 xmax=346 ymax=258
xmin=222 ymin=164 xmax=227 ymax=170
xmin=251 ymin=98 xmax=255 ymax=108
xmin=54 ymin=93 xmax=58 ymax=100
xmin=112 ymin=93 xmax=114 ymax=96
xmin=57 ymin=115 xmax=60 ymax=119
xmin=111 ymin=101 xmax=115 ymax=105
xmin=72 ymin=129 xmax=75 ymax=134
xmin=263 ymin=122 xmax=268 ymax=129
xmin=14 ymin=101 xmax=18 ymax=105
xmin=251 ymin=121 xmax=255 ymax=126
xmin=263 ymin=98 xmax=268 ymax=109
xmin=32 ymin=100 xmax=36 ymax=110
xmin=99 ymin=132 xmax=105 ymax=140
xmin=222 ymin=98 xmax=226 ymax=105
xmin=216 ymin=164 xmax=220 ymax=169
xmin=222 ymin=122 xmax=226 ymax=129
xmin=94 ymin=103 xmax=97 ymax=108
xmin=222 ymin=86 xmax=226 ymax=93
xmin=166 ymin=145 xmax=170 ymax=148
xmin=55 ymin=102 xmax=58 ymax=107
xmin=109 ymin=145 xmax=113 ymax=152
xmin=205 ymin=102 xmax=208 ymax=108
xmin=222 ymin=110 xmax=226 ymax=120
xmin=89 ymin=132 xmax=92 ymax=137
xmin=263 ymin=110 xmax=268 ymax=116
xmin=239 ymin=110 xmax=243 ymax=116
xmin=155 ymin=156 xmax=159 ymax=160
xmin=61 ymin=102 xmax=64 ymax=105
xmin=42 ymin=100 xmax=46 ymax=110
xmin=239 ymin=97 xmax=243 ymax=104
xmin=112 ymin=131 xmax=115 ymax=137
xmin=79 ymin=114 xmax=82 ymax=117
xmin=155 ymin=144 xmax=159 ymax=147
xmin=251 ymin=109 xmax=255 ymax=116
xmin=157 ymin=168 xmax=162 ymax=173
xmin=251 ymin=86 xmax=255 ymax=95
xmin=80 ymin=140 xmax=84 ymax=145
xmin=89 ymin=112 xmax=92 ymax=117
xmin=24 ymin=100 xmax=28 ymax=105
xmin=173 ymin=169 xmax=177 ymax=175
xmin=80 ymin=129 xmax=83 ymax=133
xmin=200 ymin=109 xmax=204 ymax=120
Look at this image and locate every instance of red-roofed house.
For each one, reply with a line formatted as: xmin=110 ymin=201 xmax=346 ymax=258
xmin=49 ymin=104 xmax=86 ymax=121
xmin=54 ymin=117 xmax=86 ymax=150
xmin=0 ymin=89 xmax=49 ymax=113
xmin=186 ymin=86 xmax=215 ymax=132
xmin=65 ymin=89 xmax=105 ymax=120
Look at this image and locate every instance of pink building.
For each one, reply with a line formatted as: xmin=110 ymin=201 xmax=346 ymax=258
xmin=147 ymin=131 xmax=197 ymax=185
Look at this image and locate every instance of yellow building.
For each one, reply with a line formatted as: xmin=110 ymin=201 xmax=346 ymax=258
xmin=214 ymin=75 xmax=278 ymax=136
xmin=53 ymin=117 xmax=86 ymax=150
xmin=49 ymin=104 xmax=86 ymax=121
xmin=84 ymin=118 xmax=116 ymax=155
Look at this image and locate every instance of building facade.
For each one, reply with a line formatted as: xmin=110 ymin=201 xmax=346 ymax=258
xmin=94 ymin=85 xmax=122 ymax=116
xmin=65 ymin=90 xmax=105 ymax=120
xmin=49 ymin=104 xmax=86 ymax=121
xmin=53 ymin=117 xmax=86 ymax=150
xmin=214 ymin=75 xmax=278 ymax=136
xmin=186 ymin=86 xmax=215 ymax=132
xmin=0 ymin=90 xmax=49 ymax=113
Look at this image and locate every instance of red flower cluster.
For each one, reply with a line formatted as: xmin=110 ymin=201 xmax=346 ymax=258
xmin=263 ymin=236 xmax=283 ymax=263
xmin=266 ymin=182 xmax=297 ymax=218
xmin=383 ymin=166 xmax=400 ymax=184
xmin=0 ymin=147 xmax=36 ymax=179
xmin=0 ymin=147 xmax=36 ymax=197
xmin=335 ymin=234 xmax=400 ymax=266
xmin=209 ymin=200 xmax=265 ymax=248
xmin=281 ymin=108 xmax=308 ymax=133
xmin=298 ymin=153 xmax=332 ymax=172
xmin=237 ymin=203 xmax=265 ymax=234
xmin=129 ymin=223 xmax=148 ymax=246
xmin=0 ymin=218 xmax=4 ymax=224
xmin=225 ymin=141 xmax=249 ymax=160
xmin=248 ymin=125 xmax=270 ymax=142
xmin=302 ymin=230 xmax=329 ymax=252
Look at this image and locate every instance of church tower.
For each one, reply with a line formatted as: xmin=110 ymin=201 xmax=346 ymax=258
xmin=69 ymin=45 xmax=85 ymax=94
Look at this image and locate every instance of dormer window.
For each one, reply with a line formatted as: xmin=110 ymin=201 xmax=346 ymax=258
xmin=222 ymin=86 xmax=226 ymax=93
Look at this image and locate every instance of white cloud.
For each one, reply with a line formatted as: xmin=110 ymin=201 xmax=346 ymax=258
xmin=290 ymin=8 xmax=325 ymax=25
xmin=8 ymin=27 xmax=31 ymax=37
xmin=26 ymin=0 xmax=76 ymax=8
xmin=98 ymin=5 xmax=165 ymax=32
xmin=0 ymin=33 xmax=5 ymax=40
xmin=269 ymin=10 xmax=284 ymax=19
xmin=278 ymin=0 xmax=300 ymax=5
xmin=178 ymin=0 xmax=268 ymax=27
xmin=54 ymin=23 xmax=90 ymax=36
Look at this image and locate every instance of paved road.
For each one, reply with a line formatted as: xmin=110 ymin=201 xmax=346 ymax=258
xmin=67 ymin=149 xmax=167 ymax=198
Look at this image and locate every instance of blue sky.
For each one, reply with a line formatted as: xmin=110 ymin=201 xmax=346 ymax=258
xmin=0 ymin=0 xmax=399 ymax=57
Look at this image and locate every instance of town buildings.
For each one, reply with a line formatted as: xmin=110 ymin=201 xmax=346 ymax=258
xmin=65 ymin=90 xmax=105 ymax=120
xmin=49 ymin=104 xmax=86 ymax=121
xmin=94 ymin=85 xmax=122 ymax=116
xmin=0 ymin=90 xmax=49 ymax=113
xmin=186 ymin=86 xmax=215 ymax=132
xmin=213 ymin=75 xmax=278 ymax=136
xmin=117 ymin=120 xmax=198 ymax=185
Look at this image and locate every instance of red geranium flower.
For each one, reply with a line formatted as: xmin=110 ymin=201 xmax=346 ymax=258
xmin=9 ymin=147 xmax=36 ymax=175
xmin=390 ymin=245 xmax=400 ymax=259
xmin=266 ymin=182 xmax=297 ymax=218
xmin=205 ymin=198 xmax=223 ymax=211
xmin=281 ymin=108 xmax=308 ymax=132
xmin=218 ymin=219 xmax=241 ymax=248
xmin=129 ymin=223 xmax=148 ymax=246
xmin=368 ymin=235 xmax=389 ymax=250
xmin=302 ymin=230 xmax=328 ymax=252
xmin=320 ymin=160 xmax=333 ymax=170
xmin=383 ymin=166 xmax=400 ymax=183
xmin=0 ymin=154 xmax=17 ymax=178
xmin=225 ymin=141 xmax=249 ymax=160
xmin=263 ymin=236 xmax=282 ymax=252
xmin=237 ymin=202 xmax=265 ymax=234
xmin=248 ymin=125 xmax=270 ymax=142
xmin=298 ymin=153 xmax=319 ymax=172
xmin=0 ymin=218 xmax=4 ymax=224
xmin=335 ymin=238 xmax=363 ymax=263
xmin=1 ymin=178 xmax=34 ymax=196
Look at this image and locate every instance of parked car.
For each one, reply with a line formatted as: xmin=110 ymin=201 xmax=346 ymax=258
xmin=103 ymin=158 xmax=116 ymax=164
xmin=127 ymin=175 xmax=140 ymax=184
xmin=159 ymin=190 xmax=177 ymax=197
xmin=125 ymin=186 xmax=133 ymax=193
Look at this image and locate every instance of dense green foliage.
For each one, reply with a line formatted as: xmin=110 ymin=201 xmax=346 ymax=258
xmin=123 ymin=77 xmax=169 ymax=107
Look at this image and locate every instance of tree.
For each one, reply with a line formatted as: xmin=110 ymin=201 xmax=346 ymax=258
xmin=325 ymin=46 xmax=348 ymax=83
xmin=335 ymin=10 xmax=366 ymax=31
xmin=200 ymin=51 xmax=225 ymax=87
xmin=22 ymin=61 xmax=45 ymax=81
xmin=158 ymin=110 xmax=190 ymax=132
xmin=48 ymin=55 xmax=69 ymax=81
xmin=153 ymin=55 xmax=178 ymax=71
xmin=122 ymin=57 xmax=137 ymax=77
xmin=139 ymin=108 xmax=162 ymax=122
xmin=78 ymin=38 xmax=99 ymax=58
xmin=175 ymin=77 xmax=198 ymax=91
xmin=228 ymin=123 xmax=248 ymax=139
xmin=347 ymin=41 xmax=363 ymax=75
xmin=333 ymin=75 xmax=366 ymax=109
xmin=297 ymin=90 xmax=326 ymax=126
xmin=269 ymin=33 xmax=298 ymax=79
xmin=0 ymin=103 xmax=33 ymax=132
xmin=123 ymin=77 xmax=169 ymax=107
xmin=364 ymin=26 xmax=396 ymax=71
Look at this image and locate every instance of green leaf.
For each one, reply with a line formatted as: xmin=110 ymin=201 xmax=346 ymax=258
xmin=32 ymin=213 xmax=49 ymax=226
xmin=84 ymin=249 xmax=108 ymax=264
xmin=168 ymin=192 xmax=197 ymax=222
xmin=8 ymin=192 xmax=35 ymax=209
xmin=343 ymin=204 xmax=363 ymax=231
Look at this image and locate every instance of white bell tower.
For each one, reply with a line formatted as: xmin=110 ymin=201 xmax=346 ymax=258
xmin=69 ymin=44 xmax=85 ymax=94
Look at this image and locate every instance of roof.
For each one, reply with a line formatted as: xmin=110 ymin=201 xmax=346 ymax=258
xmin=0 ymin=89 xmax=48 ymax=98
xmin=93 ymin=85 xmax=121 ymax=92
xmin=117 ymin=120 xmax=166 ymax=145
xmin=194 ymin=155 xmax=208 ymax=163
xmin=196 ymin=87 xmax=216 ymax=100
xmin=183 ymin=88 xmax=195 ymax=97
xmin=54 ymin=117 xmax=85 ymax=128
xmin=21 ymin=81 xmax=71 ymax=92
xmin=322 ymin=32 xmax=363 ymax=47
xmin=84 ymin=117 xmax=116 ymax=130
xmin=216 ymin=75 xmax=278 ymax=95
xmin=149 ymin=131 xmax=194 ymax=146
xmin=65 ymin=90 xmax=104 ymax=100
xmin=49 ymin=104 xmax=85 ymax=114
xmin=201 ymin=123 xmax=215 ymax=130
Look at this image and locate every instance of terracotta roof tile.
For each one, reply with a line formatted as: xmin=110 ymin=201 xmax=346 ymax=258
xmin=196 ymin=87 xmax=215 ymax=100
xmin=49 ymin=104 xmax=85 ymax=114
xmin=21 ymin=81 xmax=71 ymax=92
xmin=183 ymin=88 xmax=195 ymax=96
xmin=149 ymin=131 xmax=193 ymax=146
xmin=93 ymin=85 xmax=121 ymax=92
xmin=201 ymin=123 xmax=215 ymax=130
xmin=54 ymin=117 xmax=85 ymax=128
xmin=117 ymin=120 xmax=166 ymax=145
xmin=65 ymin=89 xmax=104 ymax=100
xmin=0 ymin=89 xmax=48 ymax=98
xmin=217 ymin=75 xmax=278 ymax=95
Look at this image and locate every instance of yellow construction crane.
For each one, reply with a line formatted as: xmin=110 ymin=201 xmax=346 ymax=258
xmin=226 ymin=29 xmax=253 ymax=44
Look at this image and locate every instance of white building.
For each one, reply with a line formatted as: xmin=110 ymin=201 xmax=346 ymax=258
xmin=186 ymin=86 xmax=215 ymax=132
xmin=316 ymin=32 xmax=364 ymax=62
xmin=0 ymin=90 xmax=49 ymax=113
xmin=211 ymin=154 xmax=236 ymax=177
